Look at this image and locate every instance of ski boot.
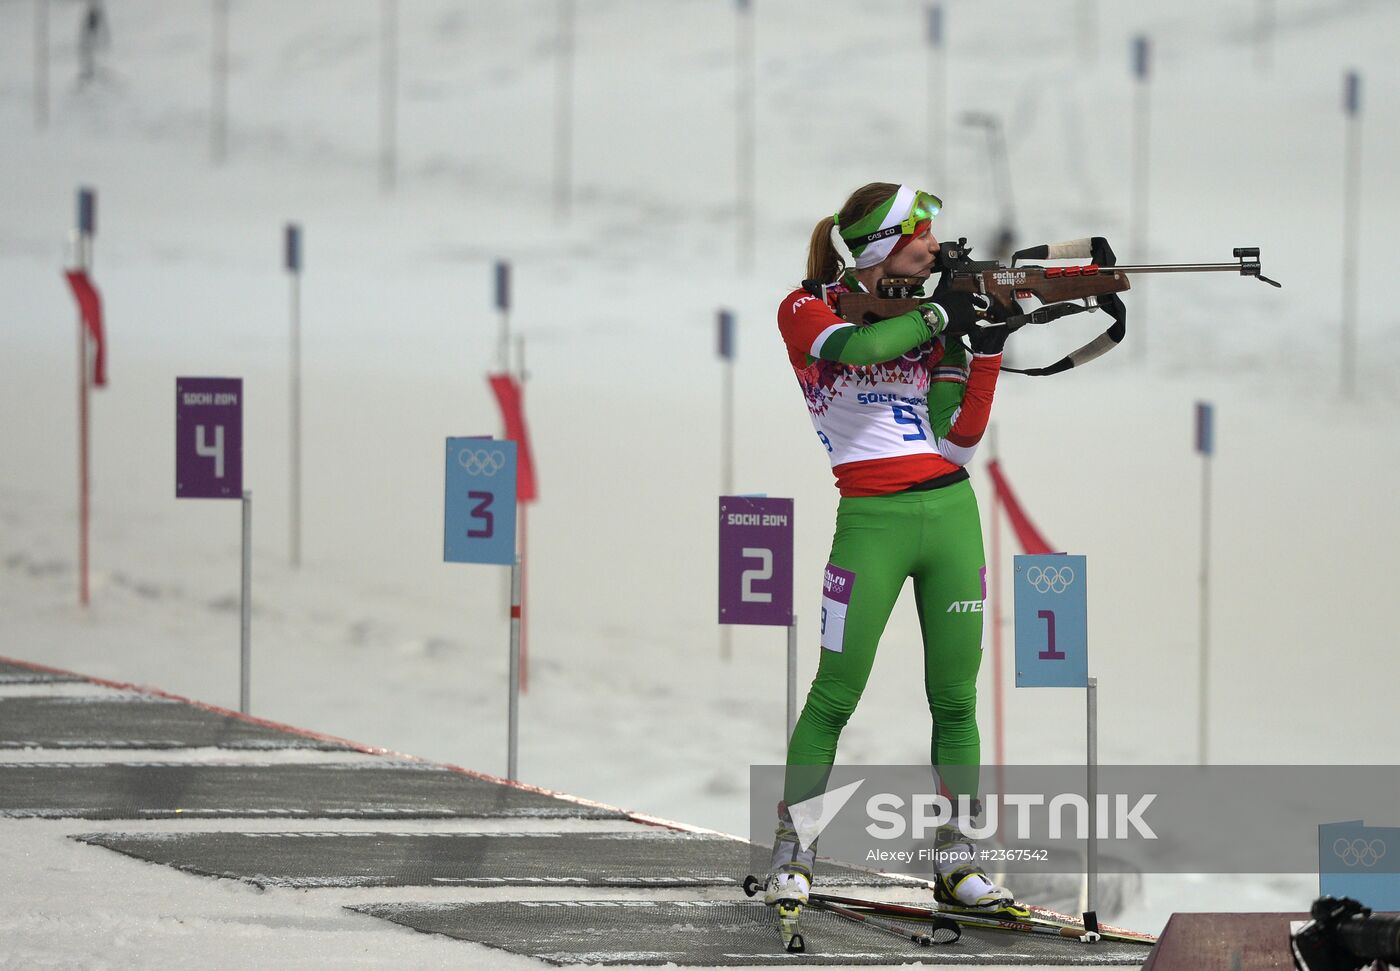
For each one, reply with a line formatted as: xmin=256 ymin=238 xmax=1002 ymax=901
xmin=763 ymin=801 xmax=814 ymax=952
xmin=931 ymin=819 xmax=1028 ymax=918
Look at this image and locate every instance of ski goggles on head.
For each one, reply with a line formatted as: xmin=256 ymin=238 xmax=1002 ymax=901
xmin=836 ymin=186 xmax=942 ymax=269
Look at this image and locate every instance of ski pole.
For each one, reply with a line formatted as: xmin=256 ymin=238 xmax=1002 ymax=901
xmin=809 ymin=897 xmax=947 ymax=946
xmin=810 ymin=890 xmax=1104 ymax=944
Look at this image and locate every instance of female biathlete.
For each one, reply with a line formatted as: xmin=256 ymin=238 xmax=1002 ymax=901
xmin=765 ymin=183 xmax=1021 ymax=915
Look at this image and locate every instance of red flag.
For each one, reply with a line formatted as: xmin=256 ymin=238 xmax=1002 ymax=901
xmin=64 ymin=269 xmax=106 ymax=387
xmin=487 ymin=373 xmax=538 ymax=502
xmin=986 ymin=459 xmax=1054 ymax=554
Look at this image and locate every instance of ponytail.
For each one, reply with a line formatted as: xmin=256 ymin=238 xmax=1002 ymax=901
xmin=805 ymin=216 xmax=842 ymax=283
xmin=804 ymin=181 xmax=902 ymax=284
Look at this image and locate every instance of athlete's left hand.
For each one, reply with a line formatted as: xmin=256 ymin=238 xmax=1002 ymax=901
xmin=967 ymin=320 xmax=1014 ymax=355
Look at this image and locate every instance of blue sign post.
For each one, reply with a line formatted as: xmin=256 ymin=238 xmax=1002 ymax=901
xmin=1014 ymin=554 xmax=1087 ymax=688
xmin=1320 ymin=820 xmax=1400 ymax=911
xmin=444 ymin=437 xmax=521 ymax=780
xmin=445 ymin=438 xmax=517 ymax=565
xmin=1014 ymin=553 xmax=1097 ymax=911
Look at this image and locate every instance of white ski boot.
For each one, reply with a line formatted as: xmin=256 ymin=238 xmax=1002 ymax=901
xmin=764 ymin=800 xmax=816 ymax=900
xmin=931 ymin=820 xmax=1024 ymax=916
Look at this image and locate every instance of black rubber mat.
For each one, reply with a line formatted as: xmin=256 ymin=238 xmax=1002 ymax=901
xmin=73 ymin=830 xmax=904 ymax=889
xmin=0 ymin=762 xmax=627 ymax=819
xmin=0 ymin=661 xmax=81 ymax=683
xmin=0 ymin=697 xmax=351 ymax=749
xmin=348 ymin=900 xmax=1149 ymax=966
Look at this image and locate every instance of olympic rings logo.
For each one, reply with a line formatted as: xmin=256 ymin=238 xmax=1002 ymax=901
xmin=1026 ymin=565 xmax=1075 ymax=594
xmin=1333 ymin=838 xmax=1388 ymax=868
xmin=457 ymin=448 xmax=507 ymax=476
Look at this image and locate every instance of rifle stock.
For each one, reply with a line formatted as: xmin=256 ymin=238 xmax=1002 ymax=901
xmin=835 ymin=269 xmax=1131 ymax=326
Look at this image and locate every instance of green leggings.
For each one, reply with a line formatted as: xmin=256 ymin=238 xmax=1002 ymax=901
xmin=785 ymin=480 xmax=986 ymax=807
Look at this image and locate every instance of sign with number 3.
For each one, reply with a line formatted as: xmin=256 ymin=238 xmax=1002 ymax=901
xmin=444 ymin=437 xmax=517 ymax=564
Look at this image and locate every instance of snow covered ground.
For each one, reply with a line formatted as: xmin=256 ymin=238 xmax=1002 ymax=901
xmin=3 ymin=0 xmax=1400 ymax=965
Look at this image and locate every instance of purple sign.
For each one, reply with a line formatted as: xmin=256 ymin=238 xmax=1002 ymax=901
xmin=176 ymin=377 xmax=243 ymax=499
xmin=718 ymin=496 xmax=793 ymax=626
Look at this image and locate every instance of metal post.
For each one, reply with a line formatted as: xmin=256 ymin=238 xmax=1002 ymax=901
xmin=735 ymin=0 xmax=755 ymax=274
xmin=1341 ymin=72 xmax=1361 ymax=397
xmin=508 ymin=553 xmax=521 ymax=781
xmin=211 ymin=0 xmax=228 ymax=164
xmin=289 ymin=260 xmax=301 ymax=567
xmin=1197 ymin=445 xmax=1212 ymax=765
xmin=786 ymin=615 xmax=797 ymax=745
xmin=379 ymin=0 xmax=397 ymax=193
xmin=1076 ymin=0 xmax=1096 ymax=65
xmin=75 ymin=190 xmax=94 ymax=608
xmin=240 ymin=490 xmax=252 ymax=714
xmin=34 ymin=0 xmax=49 ymax=131
xmin=515 ymin=335 xmax=528 ymax=694
xmin=926 ymin=4 xmax=945 ymax=192
xmin=1086 ymin=675 xmax=1098 ymax=914
xmin=989 ymin=428 xmax=1006 ymax=799
xmin=554 ymin=0 xmax=574 ymax=221
xmin=1255 ymin=0 xmax=1274 ymax=75
xmin=721 ymin=354 xmax=735 ymax=661
xmin=1130 ymin=37 xmax=1151 ymax=361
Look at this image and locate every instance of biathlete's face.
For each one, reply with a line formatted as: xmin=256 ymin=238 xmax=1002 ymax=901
xmin=880 ymin=223 xmax=940 ymax=280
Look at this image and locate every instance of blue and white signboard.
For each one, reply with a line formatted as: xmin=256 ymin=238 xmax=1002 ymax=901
xmin=1014 ymin=554 xmax=1088 ymax=688
xmin=1319 ymin=820 xmax=1400 ymax=911
xmin=444 ymin=437 xmax=517 ymax=565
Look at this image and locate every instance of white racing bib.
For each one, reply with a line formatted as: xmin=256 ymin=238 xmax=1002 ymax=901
xmin=820 ymin=563 xmax=855 ymax=653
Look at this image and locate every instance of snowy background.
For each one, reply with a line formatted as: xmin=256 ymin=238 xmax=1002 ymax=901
xmin=3 ymin=0 xmax=1399 ymax=963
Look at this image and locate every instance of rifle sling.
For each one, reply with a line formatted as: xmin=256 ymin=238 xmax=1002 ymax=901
xmin=1000 ymin=297 xmax=1127 ymax=377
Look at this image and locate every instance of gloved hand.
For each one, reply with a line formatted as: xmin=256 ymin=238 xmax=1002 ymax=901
xmin=921 ymin=291 xmax=990 ymax=338
xmin=967 ymin=319 xmax=1018 ymax=356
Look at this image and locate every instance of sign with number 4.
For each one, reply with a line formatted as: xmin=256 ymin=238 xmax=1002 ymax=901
xmin=176 ymin=377 xmax=243 ymax=499
xmin=444 ymin=437 xmax=517 ymax=564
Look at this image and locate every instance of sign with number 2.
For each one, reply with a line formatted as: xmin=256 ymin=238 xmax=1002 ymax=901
xmin=718 ymin=496 xmax=793 ymax=626
xmin=444 ymin=437 xmax=517 ymax=565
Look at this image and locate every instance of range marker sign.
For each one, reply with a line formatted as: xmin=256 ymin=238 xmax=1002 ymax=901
xmin=176 ymin=377 xmax=243 ymax=499
xmin=718 ymin=496 xmax=793 ymax=626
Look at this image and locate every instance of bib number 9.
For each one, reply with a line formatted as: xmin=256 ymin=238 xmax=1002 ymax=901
xmin=891 ymin=404 xmax=927 ymax=441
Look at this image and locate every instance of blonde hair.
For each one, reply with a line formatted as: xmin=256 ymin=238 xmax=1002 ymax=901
xmin=805 ymin=182 xmax=900 ymax=282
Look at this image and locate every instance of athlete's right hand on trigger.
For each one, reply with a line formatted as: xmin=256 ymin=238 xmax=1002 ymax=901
xmin=923 ymin=291 xmax=988 ymax=338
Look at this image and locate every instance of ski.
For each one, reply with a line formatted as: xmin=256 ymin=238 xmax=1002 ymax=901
xmin=741 ymin=874 xmax=804 ymax=953
xmin=743 ymin=875 xmax=958 ymax=951
xmin=775 ymin=900 xmax=806 ymax=953
xmin=809 ymin=890 xmax=1154 ymax=946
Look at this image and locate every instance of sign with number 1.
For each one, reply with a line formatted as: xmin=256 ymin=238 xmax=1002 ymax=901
xmin=444 ymin=437 xmax=517 ymax=564
xmin=1014 ymin=554 xmax=1088 ymax=687
xmin=176 ymin=377 xmax=243 ymax=498
xmin=718 ymin=496 xmax=793 ymax=626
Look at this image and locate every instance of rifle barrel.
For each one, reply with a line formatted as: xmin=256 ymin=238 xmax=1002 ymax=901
xmin=1102 ymin=262 xmax=1250 ymax=274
